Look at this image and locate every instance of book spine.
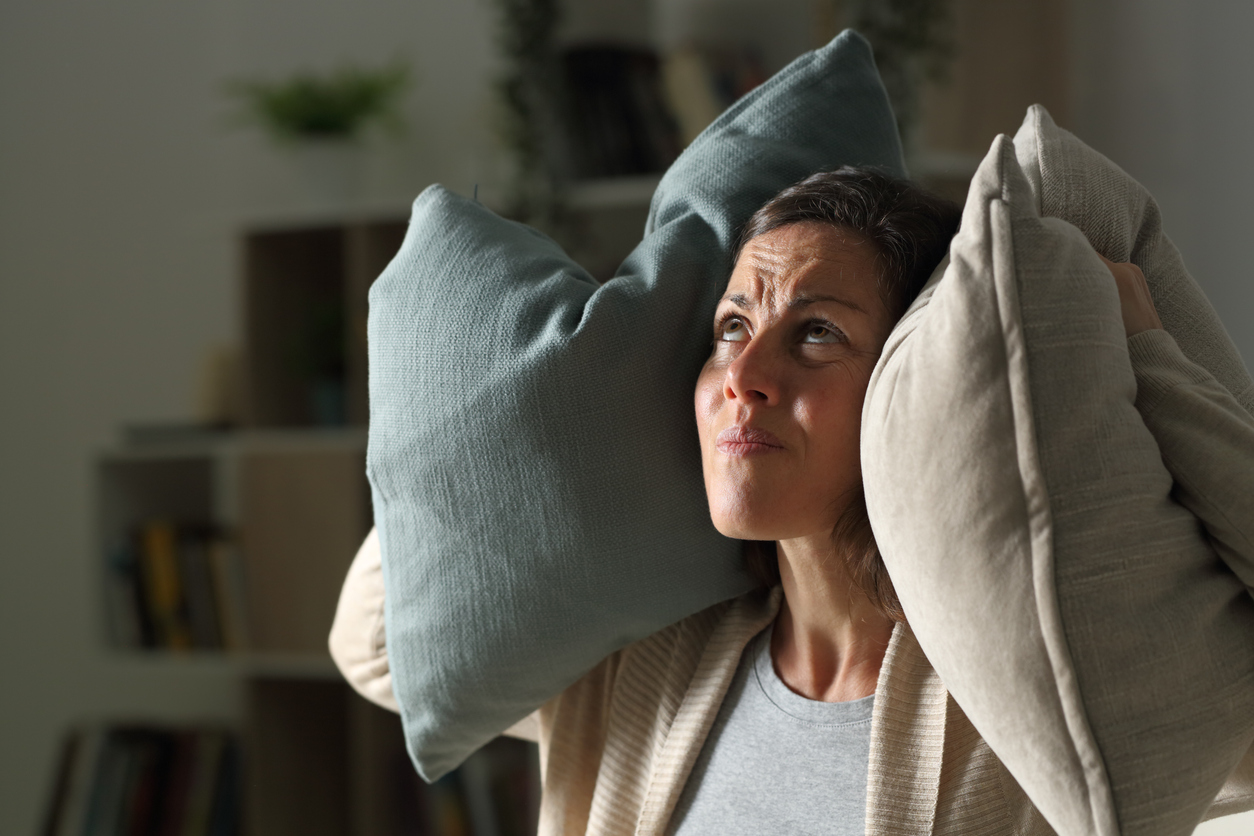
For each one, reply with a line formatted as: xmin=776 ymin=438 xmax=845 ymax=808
xmin=103 ymin=541 xmax=146 ymax=649
xmin=44 ymin=724 xmax=241 ymax=836
xmin=139 ymin=522 xmax=193 ymax=650
xmin=206 ymin=539 xmax=251 ymax=652
xmin=205 ymin=736 xmax=241 ymax=836
xmin=38 ymin=728 xmax=80 ymax=836
xmin=80 ymin=729 xmax=133 ymax=836
xmin=155 ymin=731 xmax=198 ymax=836
xmin=181 ymin=729 xmax=226 ymax=836
xmin=53 ymin=727 xmax=106 ymax=836
xmin=179 ymin=531 xmax=223 ymax=650
xmin=458 ymin=750 xmax=501 ymax=836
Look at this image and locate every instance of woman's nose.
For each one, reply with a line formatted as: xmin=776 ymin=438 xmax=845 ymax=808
xmin=723 ymin=343 xmax=780 ymax=405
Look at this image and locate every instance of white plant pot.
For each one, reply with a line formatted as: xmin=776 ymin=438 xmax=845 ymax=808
xmin=290 ymin=138 xmax=365 ymax=203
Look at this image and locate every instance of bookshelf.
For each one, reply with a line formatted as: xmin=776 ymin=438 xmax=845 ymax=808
xmin=549 ymin=0 xmax=1070 ymax=251
xmin=242 ymin=219 xmax=407 ymax=429
xmin=61 ymin=215 xmax=544 ymax=835
xmin=96 ymin=428 xmax=371 ymax=656
xmin=56 ymin=3 xmax=1071 ymax=832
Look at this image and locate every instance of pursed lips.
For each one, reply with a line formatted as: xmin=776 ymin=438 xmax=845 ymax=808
xmin=715 ymin=426 xmax=785 ymax=456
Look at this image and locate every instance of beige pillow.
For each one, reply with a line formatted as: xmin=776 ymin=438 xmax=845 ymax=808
xmin=863 ymin=129 xmax=1254 ymax=836
xmin=1013 ymin=104 xmax=1254 ymax=415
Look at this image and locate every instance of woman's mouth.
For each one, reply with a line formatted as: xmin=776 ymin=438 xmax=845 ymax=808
xmin=715 ymin=426 xmax=785 ymax=456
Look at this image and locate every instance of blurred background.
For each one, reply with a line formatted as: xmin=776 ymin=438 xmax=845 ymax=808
xmin=2 ymin=1 xmax=1252 ymax=834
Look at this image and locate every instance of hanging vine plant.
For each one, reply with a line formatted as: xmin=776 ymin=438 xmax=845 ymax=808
xmin=492 ymin=0 xmax=567 ymax=229
xmin=848 ymin=0 xmax=956 ymax=148
xmin=490 ymin=0 xmax=955 ymax=224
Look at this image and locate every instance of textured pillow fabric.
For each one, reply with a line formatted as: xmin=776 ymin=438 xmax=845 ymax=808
xmin=369 ymin=30 xmax=905 ymax=781
xmin=1013 ymin=104 xmax=1254 ymax=416
xmin=862 ymin=132 xmax=1254 ymax=836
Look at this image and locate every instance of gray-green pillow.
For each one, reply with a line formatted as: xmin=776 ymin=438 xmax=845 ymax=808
xmin=369 ymin=31 xmax=905 ymax=780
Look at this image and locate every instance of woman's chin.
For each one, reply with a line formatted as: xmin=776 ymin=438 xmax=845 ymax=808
xmin=709 ymin=507 xmax=788 ymax=542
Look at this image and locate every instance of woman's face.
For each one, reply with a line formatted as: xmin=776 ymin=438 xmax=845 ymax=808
xmin=695 ymin=222 xmax=896 ymax=542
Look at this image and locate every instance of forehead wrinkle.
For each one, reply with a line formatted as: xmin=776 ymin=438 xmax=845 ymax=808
xmin=724 ymin=225 xmax=883 ymax=315
xmin=729 ymin=245 xmax=819 ymax=312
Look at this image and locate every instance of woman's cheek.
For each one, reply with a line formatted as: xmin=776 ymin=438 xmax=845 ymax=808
xmin=694 ymin=363 xmax=725 ymax=433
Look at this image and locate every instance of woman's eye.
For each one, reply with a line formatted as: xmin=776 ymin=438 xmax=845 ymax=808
xmin=802 ymin=322 xmax=845 ymax=344
xmin=718 ymin=317 xmax=749 ymax=342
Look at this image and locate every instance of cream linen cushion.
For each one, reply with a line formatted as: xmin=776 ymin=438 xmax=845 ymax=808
xmin=862 ymin=132 xmax=1254 ymax=836
xmin=1013 ymin=104 xmax=1254 ymax=416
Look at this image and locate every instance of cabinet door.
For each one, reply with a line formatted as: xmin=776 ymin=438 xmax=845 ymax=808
xmin=246 ymin=679 xmax=350 ymax=836
xmin=239 ymin=448 xmax=369 ymax=654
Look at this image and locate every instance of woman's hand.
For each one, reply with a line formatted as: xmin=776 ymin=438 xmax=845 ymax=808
xmin=1099 ymin=254 xmax=1163 ymax=337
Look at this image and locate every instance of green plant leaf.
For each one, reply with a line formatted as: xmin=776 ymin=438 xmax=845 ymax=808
xmin=228 ymin=62 xmax=410 ymax=141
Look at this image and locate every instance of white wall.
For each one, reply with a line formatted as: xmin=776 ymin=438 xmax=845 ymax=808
xmin=1072 ymin=4 xmax=1254 ymax=832
xmin=1071 ymin=0 xmax=1254 ymax=366
xmin=3 ymin=1 xmax=1253 ymax=834
xmin=0 ymin=2 xmax=500 ymax=833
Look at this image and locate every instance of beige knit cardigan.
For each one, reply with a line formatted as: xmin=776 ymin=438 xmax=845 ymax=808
xmin=330 ymin=536 xmax=1254 ymax=836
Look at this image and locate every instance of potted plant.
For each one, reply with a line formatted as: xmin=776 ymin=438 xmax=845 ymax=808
xmin=229 ymin=62 xmax=409 ymax=199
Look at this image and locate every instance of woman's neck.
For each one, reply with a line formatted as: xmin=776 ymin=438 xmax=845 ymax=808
xmin=770 ymin=534 xmax=895 ymax=703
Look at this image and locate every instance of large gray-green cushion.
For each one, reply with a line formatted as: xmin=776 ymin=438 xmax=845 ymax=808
xmin=369 ymin=30 xmax=905 ymax=781
xmin=863 ymin=121 xmax=1254 ymax=835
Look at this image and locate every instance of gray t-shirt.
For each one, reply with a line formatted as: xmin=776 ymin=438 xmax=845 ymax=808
xmin=669 ymin=625 xmax=874 ymax=836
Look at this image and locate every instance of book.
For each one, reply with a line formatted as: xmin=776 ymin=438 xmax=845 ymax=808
xmin=458 ymin=749 xmax=501 ymax=836
xmin=103 ymin=540 xmax=148 ymax=648
xmin=80 ymin=729 xmax=134 ymax=835
xmin=390 ymin=738 xmax=540 ymax=836
xmin=206 ymin=539 xmax=251 ymax=652
xmin=177 ymin=531 xmax=223 ymax=650
xmin=424 ymin=771 xmax=473 ymax=836
xmin=51 ymin=727 xmax=105 ymax=836
xmin=139 ymin=522 xmax=193 ymax=650
xmin=205 ymin=737 xmax=241 ymax=836
xmin=39 ymin=728 xmax=81 ymax=836
xmin=660 ymin=45 xmax=766 ymax=147
xmin=154 ymin=731 xmax=198 ymax=836
xmin=42 ymin=724 xmax=240 ymax=836
xmin=107 ymin=522 xmax=248 ymax=653
xmin=180 ymin=729 xmax=227 ymax=836
xmin=561 ymin=45 xmax=681 ymax=179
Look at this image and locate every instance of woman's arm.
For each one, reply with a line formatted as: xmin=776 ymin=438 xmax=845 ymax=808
xmin=329 ymin=528 xmax=398 ymax=711
xmin=1128 ymin=329 xmax=1254 ymax=588
xmin=1103 ymin=256 xmax=1254 ymax=588
xmin=329 ymin=528 xmax=541 ymax=741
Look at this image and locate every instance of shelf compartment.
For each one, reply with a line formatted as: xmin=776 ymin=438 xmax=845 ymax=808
xmin=242 ymin=220 xmax=407 ymax=429
xmin=96 ymin=431 xmax=371 ymax=657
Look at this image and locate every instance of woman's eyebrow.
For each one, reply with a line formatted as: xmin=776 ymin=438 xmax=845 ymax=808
xmin=789 ymin=293 xmax=867 ymax=314
xmin=719 ymin=292 xmax=868 ymax=314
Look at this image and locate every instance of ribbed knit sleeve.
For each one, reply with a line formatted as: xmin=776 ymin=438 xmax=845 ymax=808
xmin=1128 ymin=328 xmax=1254 ymax=589
xmin=329 ymin=528 xmax=541 ymax=742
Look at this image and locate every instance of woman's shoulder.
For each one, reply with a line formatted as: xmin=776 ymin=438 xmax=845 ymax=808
xmin=534 ymin=587 xmax=779 ymax=831
xmin=539 ymin=586 xmax=777 ymax=735
xmin=623 ymin=586 xmax=778 ymax=666
xmin=554 ymin=585 xmax=779 ymax=712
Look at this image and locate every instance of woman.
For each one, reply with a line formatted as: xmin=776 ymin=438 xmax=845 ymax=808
xmin=330 ymin=167 xmax=1250 ymax=834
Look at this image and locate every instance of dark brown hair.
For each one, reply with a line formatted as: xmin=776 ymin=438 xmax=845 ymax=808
xmin=735 ymin=166 xmax=962 ymax=622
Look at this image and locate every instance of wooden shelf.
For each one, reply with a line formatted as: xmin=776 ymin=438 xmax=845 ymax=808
xmin=97 ymin=428 xmax=371 ymax=657
xmin=104 ymin=649 xmax=343 ymax=680
xmin=243 ymin=219 xmax=407 ymax=429
xmin=232 ymin=200 xmax=415 ymax=235
xmin=102 ymin=427 xmax=368 ymax=461
xmin=567 ymin=174 xmax=661 ymax=210
xmin=73 ymin=3 xmax=1077 ymax=831
xmin=908 ymin=150 xmax=983 ymax=182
